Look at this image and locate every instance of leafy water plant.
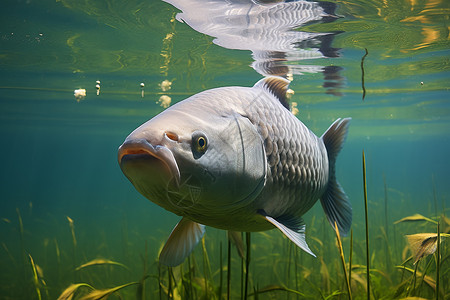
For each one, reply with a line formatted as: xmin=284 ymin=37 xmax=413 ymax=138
xmin=406 ymin=233 xmax=448 ymax=264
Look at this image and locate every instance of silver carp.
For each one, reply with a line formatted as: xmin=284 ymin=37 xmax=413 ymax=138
xmin=118 ymin=76 xmax=351 ymax=266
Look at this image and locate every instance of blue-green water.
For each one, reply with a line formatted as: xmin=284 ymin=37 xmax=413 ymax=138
xmin=0 ymin=0 xmax=449 ymax=299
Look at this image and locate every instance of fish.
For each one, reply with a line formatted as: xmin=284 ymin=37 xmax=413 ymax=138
xmin=118 ymin=76 xmax=352 ymax=266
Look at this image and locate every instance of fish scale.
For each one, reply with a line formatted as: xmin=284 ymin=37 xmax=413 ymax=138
xmin=193 ymin=83 xmax=328 ymax=217
xmin=240 ymin=88 xmax=328 ymax=217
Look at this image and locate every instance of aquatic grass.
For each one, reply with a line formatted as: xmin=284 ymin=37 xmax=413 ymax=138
xmin=250 ymin=284 xmax=306 ymax=298
xmin=2 ymin=242 xmax=17 ymax=268
xmin=435 ymin=221 xmax=441 ymax=300
xmin=136 ymin=273 xmax=148 ymax=300
xmin=432 ymin=175 xmax=438 ymax=218
xmin=158 ymin=263 xmax=162 ymax=300
xmin=16 ymin=208 xmax=27 ymax=281
xmin=201 ymin=237 xmax=211 ymax=299
xmin=408 ymin=257 xmax=420 ymax=296
xmin=383 ymin=175 xmax=389 ymax=239
xmin=121 ymin=216 xmax=130 ymax=264
xmin=244 ymin=232 xmax=251 ymax=300
xmin=138 ymin=241 xmax=149 ymax=300
xmin=219 ymin=241 xmax=223 ymax=300
xmin=75 ymin=258 xmax=129 ymax=271
xmin=227 ymin=238 xmax=231 ymax=300
xmin=294 ymin=246 xmax=299 ymax=300
xmin=320 ymin=257 xmax=330 ymax=293
xmin=395 ymin=266 xmax=437 ymax=294
xmin=304 ymin=277 xmax=345 ymax=300
xmin=241 ymin=250 xmax=245 ymax=298
xmin=57 ymin=283 xmax=94 ymax=300
xmin=29 ymin=254 xmax=42 ymax=300
xmin=417 ymin=254 xmax=435 ymax=295
xmin=228 ymin=231 xmax=244 ymax=259
xmin=286 ymin=241 xmax=292 ymax=299
xmin=79 ymin=281 xmax=143 ymax=300
xmin=394 ymin=214 xmax=437 ymax=225
xmin=54 ymin=238 xmax=61 ymax=284
xmin=167 ymin=266 xmax=173 ymax=299
xmin=67 ymin=216 xmax=78 ymax=278
xmin=362 ymin=150 xmax=371 ymax=299
xmin=380 ymin=226 xmax=393 ymax=273
xmin=382 ymin=175 xmax=393 ymax=273
xmin=187 ymin=256 xmax=194 ymax=299
xmin=349 ymin=229 xmax=353 ymax=290
xmin=334 ymin=221 xmax=352 ymax=300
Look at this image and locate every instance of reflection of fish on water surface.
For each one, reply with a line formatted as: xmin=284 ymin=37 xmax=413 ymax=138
xmin=118 ymin=76 xmax=351 ymax=266
xmin=164 ymin=0 xmax=344 ymax=94
xmin=165 ymin=0 xmax=337 ymax=49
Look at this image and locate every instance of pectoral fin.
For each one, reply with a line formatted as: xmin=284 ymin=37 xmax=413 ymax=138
xmin=159 ymin=217 xmax=205 ymax=267
xmin=259 ymin=210 xmax=316 ymax=257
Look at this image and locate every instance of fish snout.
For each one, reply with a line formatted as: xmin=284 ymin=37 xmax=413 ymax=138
xmin=118 ymin=138 xmax=181 ymax=186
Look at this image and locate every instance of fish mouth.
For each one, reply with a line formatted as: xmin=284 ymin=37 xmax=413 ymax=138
xmin=118 ymin=139 xmax=180 ymax=186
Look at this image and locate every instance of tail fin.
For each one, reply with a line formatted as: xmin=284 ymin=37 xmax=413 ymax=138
xmin=320 ymin=118 xmax=352 ymax=235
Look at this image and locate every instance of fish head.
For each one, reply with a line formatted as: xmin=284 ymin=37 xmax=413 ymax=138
xmin=118 ymin=100 xmax=266 ymax=220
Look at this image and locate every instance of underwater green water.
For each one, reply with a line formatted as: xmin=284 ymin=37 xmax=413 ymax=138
xmin=0 ymin=0 xmax=449 ymax=299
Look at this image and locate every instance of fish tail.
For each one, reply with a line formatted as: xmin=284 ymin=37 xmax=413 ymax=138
xmin=320 ymin=118 xmax=352 ymax=235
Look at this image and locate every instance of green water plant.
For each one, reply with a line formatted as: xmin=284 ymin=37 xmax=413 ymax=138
xmin=67 ymin=216 xmax=78 ymax=276
xmin=79 ymin=281 xmax=143 ymax=300
xmin=406 ymin=233 xmax=448 ymax=264
xmin=334 ymin=221 xmax=352 ymax=300
xmin=250 ymin=284 xmax=306 ymax=298
xmin=394 ymin=214 xmax=437 ymax=225
xmin=244 ymin=232 xmax=251 ymax=300
xmin=29 ymin=254 xmax=42 ymax=300
xmin=436 ymin=222 xmax=440 ymax=300
xmin=57 ymin=283 xmax=94 ymax=300
xmin=362 ymin=150 xmax=371 ymax=299
xmin=75 ymin=258 xmax=129 ymax=271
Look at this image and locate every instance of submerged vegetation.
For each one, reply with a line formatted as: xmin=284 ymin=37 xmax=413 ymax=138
xmin=1 ymin=166 xmax=448 ymax=300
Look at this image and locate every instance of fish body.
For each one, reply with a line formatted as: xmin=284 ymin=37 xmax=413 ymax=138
xmin=118 ymin=77 xmax=351 ymax=266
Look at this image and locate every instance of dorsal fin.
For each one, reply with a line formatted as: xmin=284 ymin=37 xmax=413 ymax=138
xmin=253 ymin=76 xmax=291 ymax=109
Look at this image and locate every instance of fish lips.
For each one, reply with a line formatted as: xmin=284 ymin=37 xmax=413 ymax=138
xmin=118 ymin=138 xmax=181 ymax=187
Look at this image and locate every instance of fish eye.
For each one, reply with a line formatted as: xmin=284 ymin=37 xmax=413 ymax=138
xmin=198 ymin=136 xmax=206 ymax=149
xmin=192 ymin=131 xmax=208 ymax=157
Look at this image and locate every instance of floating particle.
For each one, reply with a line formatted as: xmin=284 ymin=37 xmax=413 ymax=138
xmin=159 ymin=79 xmax=172 ymax=92
xmin=74 ymin=89 xmax=86 ymax=102
xmin=286 ymin=73 xmax=294 ymax=81
xmin=291 ymin=102 xmax=299 ymax=116
xmin=158 ymin=95 xmax=171 ymax=108
xmin=286 ymin=88 xmax=294 ymax=99
xmin=140 ymin=83 xmax=145 ymax=98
